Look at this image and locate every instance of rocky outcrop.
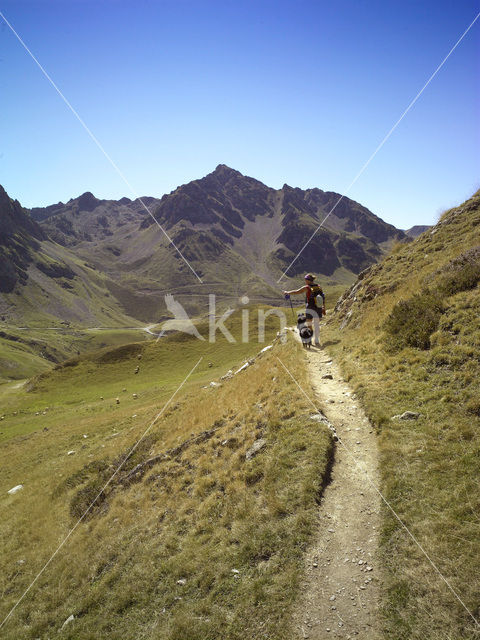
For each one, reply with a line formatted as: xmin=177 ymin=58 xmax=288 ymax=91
xmin=0 ymin=185 xmax=46 ymax=292
xmin=0 ymin=186 xmax=45 ymax=242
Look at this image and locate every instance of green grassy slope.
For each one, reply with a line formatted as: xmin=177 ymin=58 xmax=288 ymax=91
xmin=0 ymin=310 xmax=332 ymax=640
xmin=1 ymin=237 xmax=141 ymax=329
xmin=322 ymin=191 xmax=480 ymax=638
xmin=0 ymin=326 xmax=154 ymax=383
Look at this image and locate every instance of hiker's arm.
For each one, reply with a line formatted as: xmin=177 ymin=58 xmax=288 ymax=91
xmin=283 ymin=285 xmax=308 ymax=296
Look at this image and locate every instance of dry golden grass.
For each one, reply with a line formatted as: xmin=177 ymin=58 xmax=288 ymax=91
xmin=0 ymin=323 xmax=332 ymax=639
xmin=323 ymin=191 xmax=480 ymax=638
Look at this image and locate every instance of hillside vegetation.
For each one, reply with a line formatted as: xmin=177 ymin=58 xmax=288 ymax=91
xmin=0 ymin=311 xmax=333 ymax=639
xmin=322 ymin=191 xmax=480 ymax=638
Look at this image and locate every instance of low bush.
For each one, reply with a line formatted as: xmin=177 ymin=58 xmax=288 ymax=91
xmin=466 ymin=398 xmax=480 ymax=417
xmin=383 ymin=290 xmax=444 ymax=351
xmin=437 ymin=262 xmax=480 ymax=296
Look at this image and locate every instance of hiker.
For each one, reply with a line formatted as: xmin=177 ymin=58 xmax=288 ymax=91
xmin=283 ymin=273 xmax=326 ymax=346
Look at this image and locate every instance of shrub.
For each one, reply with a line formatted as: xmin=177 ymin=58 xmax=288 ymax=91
xmin=466 ymin=398 xmax=480 ymax=417
xmin=70 ymin=481 xmax=107 ymax=519
xmin=383 ymin=290 xmax=444 ymax=351
xmin=433 ymin=247 xmax=480 ymax=296
xmin=437 ymin=262 xmax=480 ymax=296
xmin=54 ymin=459 xmax=110 ymax=496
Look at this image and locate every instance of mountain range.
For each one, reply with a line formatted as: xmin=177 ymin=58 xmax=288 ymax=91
xmin=405 ymin=224 xmax=431 ymax=238
xmin=1 ymin=165 xmax=406 ymax=326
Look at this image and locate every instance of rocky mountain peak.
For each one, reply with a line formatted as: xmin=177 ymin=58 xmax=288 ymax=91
xmin=77 ymin=191 xmax=100 ymax=212
xmin=210 ymin=164 xmax=243 ymax=185
xmin=214 ymin=163 xmax=238 ymax=175
xmin=0 ymin=185 xmax=45 ymax=241
xmin=0 ymin=184 xmax=11 ymax=207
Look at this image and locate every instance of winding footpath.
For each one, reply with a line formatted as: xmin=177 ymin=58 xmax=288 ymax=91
xmin=292 ymin=337 xmax=382 ymax=639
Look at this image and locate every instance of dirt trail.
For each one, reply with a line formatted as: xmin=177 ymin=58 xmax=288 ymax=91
xmin=291 ymin=336 xmax=382 ymax=639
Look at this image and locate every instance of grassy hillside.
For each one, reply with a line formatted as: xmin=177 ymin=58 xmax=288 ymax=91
xmin=0 ymin=310 xmax=333 ymax=639
xmin=322 ymin=191 xmax=480 ymax=638
xmin=0 ymin=272 xmax=347 ymax=383
xmin=0 ymin=325 xmax=158 ymax=383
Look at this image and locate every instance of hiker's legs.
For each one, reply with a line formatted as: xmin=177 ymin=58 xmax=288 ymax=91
xmin=306 ymin=308 xmax=320 ymax=345
xmin=313 ymin=314 xmax=320 ymax=344
xmin=305 ymin=310 xmax=313 ymax=331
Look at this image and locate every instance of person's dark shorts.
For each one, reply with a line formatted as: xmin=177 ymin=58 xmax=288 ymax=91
xmin=305 ymin=306 xmax=322 ymax=320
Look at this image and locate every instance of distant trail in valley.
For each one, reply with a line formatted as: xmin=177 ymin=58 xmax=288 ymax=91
xmin=11 ymin=326 xmax=153 ymax=332
xmin=291 ymin=332 xmax=381 ymax=639
xmin=143 ymin=324 xmax=159 ymax=336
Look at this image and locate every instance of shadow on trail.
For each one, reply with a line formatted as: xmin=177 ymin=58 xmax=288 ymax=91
xmin=315 ymin=438 xmax=336 ymax=505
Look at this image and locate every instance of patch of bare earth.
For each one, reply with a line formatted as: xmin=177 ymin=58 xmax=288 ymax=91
xmin=291 ymin=336 xmax=382 ymax=639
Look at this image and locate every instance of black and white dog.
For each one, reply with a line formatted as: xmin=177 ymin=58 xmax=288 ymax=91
xmin=297 ymin=313 xmax=313 ymax=348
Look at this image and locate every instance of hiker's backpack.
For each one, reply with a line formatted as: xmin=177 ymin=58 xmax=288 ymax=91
xmin=306 ymin=284 xmax=325 ymax=309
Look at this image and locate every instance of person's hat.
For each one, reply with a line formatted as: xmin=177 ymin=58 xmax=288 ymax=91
xmin=304 ymin=273 xmax=315 ymax=281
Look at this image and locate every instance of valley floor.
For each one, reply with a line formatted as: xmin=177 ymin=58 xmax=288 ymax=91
xmin=290 ymin=332 xmax=381 ymax=639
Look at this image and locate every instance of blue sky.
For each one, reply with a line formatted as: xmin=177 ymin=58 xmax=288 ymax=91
xmin=0 ymin=0 xmax=479 ymax=229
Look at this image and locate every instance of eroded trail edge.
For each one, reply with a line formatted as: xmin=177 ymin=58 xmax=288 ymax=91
xmin=292 ymin=339 xmax=382 ymax=639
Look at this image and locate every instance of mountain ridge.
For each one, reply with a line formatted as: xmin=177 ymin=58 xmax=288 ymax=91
xmin=59 ymin=164 xmax=405 ymax=284
xmin=405 ymin=224 xmax=431 ymax=238
xmin=3 ymin=165 xmax=407 ymax=327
